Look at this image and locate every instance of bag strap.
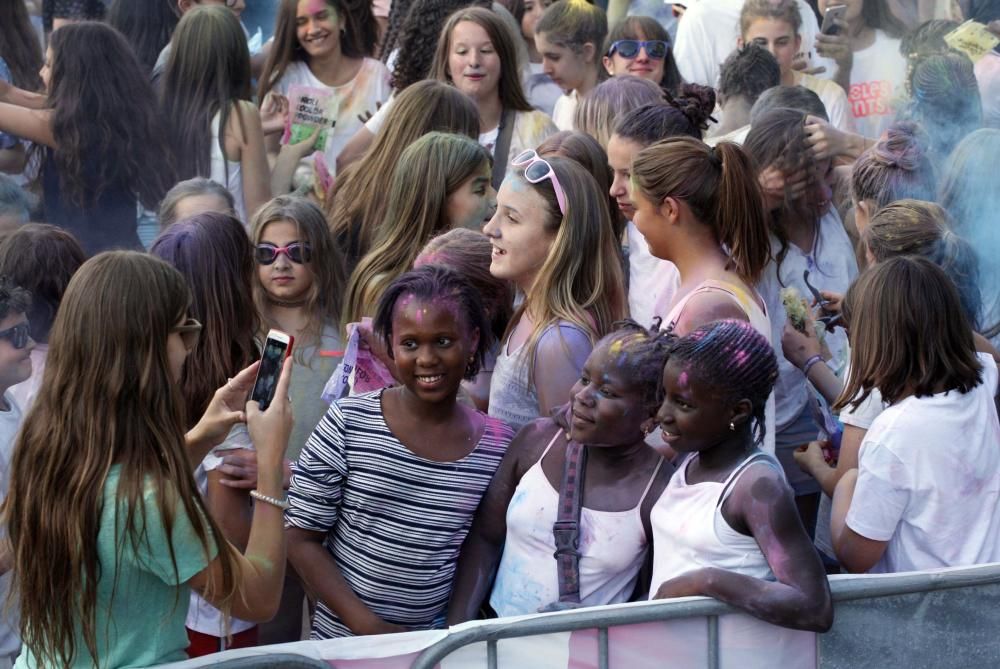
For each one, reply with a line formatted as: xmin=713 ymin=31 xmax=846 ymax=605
xmin=553 ymin=436 xmax=587 ymax=603
xmin=491 ymin=108 xmax=517 ymax=191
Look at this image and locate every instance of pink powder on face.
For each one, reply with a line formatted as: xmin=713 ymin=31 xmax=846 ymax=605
xmin=678 ymin=370 xmax=689 ymax=388
xmin=306 ymin=0 xmax=330 ymax=15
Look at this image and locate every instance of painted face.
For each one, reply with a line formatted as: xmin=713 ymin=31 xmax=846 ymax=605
xmin=172 ymin=193 xmax=233 ymax=223
xmin=448 ymin=21 xmax=502 ymax=102
xmin=296 ymin=0 xmax=341 ymax=59
xmin=40 ymin=47 xmax=52 ymax=93
xmin=521 ymin=0 xmax=545 ymax=41
xmin=818 ymin=0 xmax=862 ymax=23
xmin=257 ymin=219 xmax=315 ymax=304
xmin=607 ymin=134 xmax=643 ymax=220
xmin=535 ymin=32 xmax=590 ymax=92
xmin=628 ymin=180 xmax=673 ymax=261
xmin=568 ymin=338 xmax=650 ymax=446
xmin=0 ymin=312 xmax=33 ymax=392
xmin=445 ymin=163 xmax=496 ymax=230
xmin=742 ymin=18 xmax=800 ymax=74
xmin=392 ymin=295 xmax=479 ymax=404
xmin=166 ymin=314 xmax=191 ymax=384
xmin=602 ymin=31 xmax=666 ymax=84
xmin=656 ymin=358 xmax=736 ymax=454
xmin=483 ymin=176 xmax=557 ymax=290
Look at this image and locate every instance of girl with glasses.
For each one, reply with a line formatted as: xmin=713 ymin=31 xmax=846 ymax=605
xmin=534 ymin=0 xmax=607 ymax=132
xmin=4 ymin=251 xmax=292 ymax=668
xmin=431 ymin=7 xmax=557 ymax=186
xmin=161 ymin=5 xmax=270 ymax=224
xmin=485 ymin=151 xmax=626 ymax=433
xmin=342 ymin=132 xmax=494 ymax=326
xmin=150 ymin=213 xmax=264 ymax=656
xmin=602 ymin=16 xmax=683 ymax=94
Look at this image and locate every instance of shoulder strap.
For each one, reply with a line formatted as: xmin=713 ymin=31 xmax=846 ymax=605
xmin=553 ymin=436 xmax=587 ymax=603
xmin=716 ymin=453 xmax=781 ymax=509
xmin=491 ymin=108 xmax=517 ymax=191
xmin=637 ymin=457 xmax=666 ymax=507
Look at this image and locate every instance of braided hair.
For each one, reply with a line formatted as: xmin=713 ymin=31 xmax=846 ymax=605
xmin=373 ymin=264 xmax=492 ymax=380
xmin=596 ymin=319 xmax=675 ymax=414
xmin=667 ymin=319 xmax=777 ymax=445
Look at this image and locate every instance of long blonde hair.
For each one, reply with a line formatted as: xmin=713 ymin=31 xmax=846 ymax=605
xmin=2 ymin=252 xmax=238 ymax=666
xmin=342 ymin=132 xmax=491 ymax=326
xmin=508 ymin=156 xmax=627 ymax=383
xmin=326 ymin=80 xmax=480 ymax=264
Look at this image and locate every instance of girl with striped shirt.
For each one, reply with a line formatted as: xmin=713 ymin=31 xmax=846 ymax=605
xmin=286 ymin=266 xmax=515 ymax=638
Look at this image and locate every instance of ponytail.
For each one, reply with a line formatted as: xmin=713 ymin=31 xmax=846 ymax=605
xmin=714 ymin=142 xmax=771 ymax=286
xmin=631 ymin=137 xmax=770 ymax=286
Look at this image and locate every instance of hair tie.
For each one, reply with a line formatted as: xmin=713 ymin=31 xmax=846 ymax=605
xmin=709 ymin=144 xmax=723 ymax=167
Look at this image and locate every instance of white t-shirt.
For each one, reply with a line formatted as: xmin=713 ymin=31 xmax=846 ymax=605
xmin=838 ymin=362 xmax=886 ymax=430
xmin=705 ymin=124 xmax=750 ymax=147
xmin=758 ymin=208 xmax=858 ymax=432
xmin=812 ymin=30 xmax=906 ymax=139
xmin=673 ymin=0 xmax=819 ymax=88
xmin=793 ymin=71 xmax=854 ymax=132
xmin=274 ymin=59 xmax=392 ymax=175
xmin=0 ymin=393 xmax=23 ymax=660
xmin=626 ymin=220 xmax=680 ymax=329
xmin=552 ymin=90 xmax=578 ymax=132
xmin=847 ymin=353 xmax=1000 ymax=574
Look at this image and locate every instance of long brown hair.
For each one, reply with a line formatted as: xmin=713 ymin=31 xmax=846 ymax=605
xmin=0 ymin=0 xmax=43 ymax=91
xmin=252 ymin=196 xmax=346 ymax=347
xmin=836 ymin=256 xmax=982 ymax=410
xmin=2 ymin=252 xmax=238 ymax=666
xmin=430 ymin=7 xmax=534 ymax=112
xmin=326 ymin=80 xmax=480 ymax=264
xmin=508 ymin=156 xmax=628 ymax=384
xmin=630 ymin=136 xmax=771 ymax=286
xmin=258 ymin=0 xmax=378 ymax=101
xmin=161 ymin=5 xmax=252 ymax=184
xmin=342 ymin=131 xmax=492 ymax=325
xmin=150 ymin=214 xmax=260 ymax=424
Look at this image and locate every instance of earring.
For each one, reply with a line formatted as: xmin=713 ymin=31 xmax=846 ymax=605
xmin=729 ymin=421 xmax=736 ymax=431
xmin=641 ymin=424 xmax=652 ymax=437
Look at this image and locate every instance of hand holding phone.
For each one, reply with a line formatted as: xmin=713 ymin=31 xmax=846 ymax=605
xmin=251 ymin=330 xmax=294 ymax=411
xmin=821 ymin=4 xmax=847 ymax=35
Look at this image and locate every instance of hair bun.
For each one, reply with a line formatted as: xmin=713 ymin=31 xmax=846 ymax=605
xmin=667 ymin=83 xmax=716 ymax=131
xmin=871 ymin=121 xmax=929 ymax=172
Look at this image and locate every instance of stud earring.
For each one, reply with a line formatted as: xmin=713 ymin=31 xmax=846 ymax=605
xmin=729 ymin=421 xmax=736 ymax=431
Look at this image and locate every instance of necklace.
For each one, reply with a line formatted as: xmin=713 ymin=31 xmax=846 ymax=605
xmin=268 ymin=297 xmax=309 ymax=308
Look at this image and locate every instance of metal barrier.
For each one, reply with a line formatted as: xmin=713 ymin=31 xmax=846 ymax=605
xmin=410 ymin=562 xmax=1000 ymax=669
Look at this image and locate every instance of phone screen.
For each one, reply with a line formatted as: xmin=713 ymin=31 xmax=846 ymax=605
xmin=251 ymin=337 xmax=289 ymax=410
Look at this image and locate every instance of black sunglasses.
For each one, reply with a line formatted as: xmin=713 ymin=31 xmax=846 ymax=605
xmin=255 ymin=242 xmax=312 ymax=265
xmin=609 ymin=39 xmax=669 ymax=60
xmin=0 ymin=322 xmax=30 ymax=349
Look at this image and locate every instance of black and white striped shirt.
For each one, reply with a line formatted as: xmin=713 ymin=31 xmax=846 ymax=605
xmin=286 ymin=390 xmax=514 ymax=638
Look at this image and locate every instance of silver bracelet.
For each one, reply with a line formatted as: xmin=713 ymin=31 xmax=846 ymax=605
xmin=250 ymin=490 xmax=290 ymax=510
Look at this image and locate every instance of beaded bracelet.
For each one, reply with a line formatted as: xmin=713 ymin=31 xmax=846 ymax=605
xmin=250 ymin=490 xmax=290 ymax=510
xmin=802 ymin=354 xmax=824 ymax=378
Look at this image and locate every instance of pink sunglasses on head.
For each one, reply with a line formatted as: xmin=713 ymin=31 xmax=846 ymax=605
xmin=511 ymin=150 xmax=567 ymax=217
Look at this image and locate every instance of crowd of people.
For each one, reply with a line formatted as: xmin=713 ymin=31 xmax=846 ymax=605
xmin=0 ymin=0 xmax=999 ymax=666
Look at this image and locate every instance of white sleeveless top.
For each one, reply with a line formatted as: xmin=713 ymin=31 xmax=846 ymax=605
xmin=649 ymin=452 xmax=780 ymax=597
xmin=490 ymin=431 xmax=664 ymax=617
xmin=663 ymin=279 xmax=775 ymax=455
xmin=210 ymin=112 xmax=246 ymax=224
xmin=647 ymin=451 xmax=815 ymax=668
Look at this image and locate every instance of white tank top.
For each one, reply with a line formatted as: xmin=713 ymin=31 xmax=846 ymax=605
xmin=648 ymin=451 xmax=780 ymax=598
xmin=490 ymin=431 xmax=664 ymax=617
xmin=647 ymin=452 xmax=815 ymax=668
xmin=210 ymin=111 xmax=246 ymax=224
xmin=663 ymin=279 xmax=776 ymax=455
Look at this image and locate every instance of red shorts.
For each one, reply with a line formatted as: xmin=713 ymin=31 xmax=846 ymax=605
xmin=186 ymin=626 xmax=259 ymax=658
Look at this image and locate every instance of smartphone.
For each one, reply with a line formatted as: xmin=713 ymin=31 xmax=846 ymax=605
xmin=250 ymin=330 xmax=294 ymax=411
xmin=821 ymin=5 xmax=847 ymax=35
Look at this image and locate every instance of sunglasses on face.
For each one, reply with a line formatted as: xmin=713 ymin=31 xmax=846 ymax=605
xmin=609 ymin=39 xmax=670 ymax=60
xmin=0 ymin=322 xmax=30 ymax=350
xmin=255 ymin=242 xmax=312 ymax=265
xmin=511 ymin=150 xmax=567 ymax=216
xmin=171 ymin=317 xmax=202 ymax=352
